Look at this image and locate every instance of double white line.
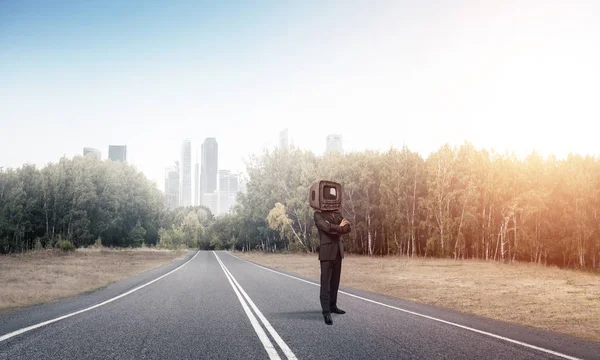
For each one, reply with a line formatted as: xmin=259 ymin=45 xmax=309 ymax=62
xmin=213 ymin=251 xmax=297 ymax=360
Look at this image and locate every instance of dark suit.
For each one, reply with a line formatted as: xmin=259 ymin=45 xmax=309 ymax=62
xmin=314 ymin=210 xmax=351 ymax=314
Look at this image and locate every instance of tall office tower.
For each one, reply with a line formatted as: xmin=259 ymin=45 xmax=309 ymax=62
xmin=325 ymin=134 xmax=343 ymax=154
xmin=194 ymin=150 xmax=200 ymax=206
xmin=164 ymin=164 xmax=180 ymax=210
xmin=218 ymin=170 xmax=240 ymax=215
xmin=218 ymin=170 xmax=230 ymax=215
xmin=203 ymin=191 xmax=218 ymax=216
xmin=200 ymin=137 xmax=218 ymax=206
xmin=108 ymin=145 xmax=127 ymax=162
xmin=179 ymin=139 xmax=192 ymax=207
xmin=83 ymin=147 xmax=101 ymax=160
xmin=279 ymin=128 xmax=289 ymax=150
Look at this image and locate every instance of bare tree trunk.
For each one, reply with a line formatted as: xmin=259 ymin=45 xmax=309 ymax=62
xmin=513 ymin=213 xmax=518 ymax=262
xmin=487 ymin=204 xmax=493 ymax=260
xmin=454 ymin=190 xmax=469 ymax=259
xmin=346 ymin=189 xmax=359 ymax=254
xmin=576 ymin=198 xmax=585 ymax=268
xmin=360 ymin=232 xmax=364 ymax=254
xmin=386 ymin=226 xmax=390 ymax=255
xmin=494 ymin=230 xmax=500 ymax=261
xmin=594 ymin=208 xmax=598 ymax=268
xmin=506 ymin=222 xmax=511 ymax=263
xmin=435 ymin=159 xmax=445 ymax=256
xmin=367 ymin=213 xmax=373 ymax=256
xmin=500 ymin=224 xmax=505 ymax=261
xmin=411 ymin=160 xmax=418 ymax=257
xmin=480 ymin=206 xmax=485 ymax=260
xmin=286 ymin=220 xmax=306 ymax=249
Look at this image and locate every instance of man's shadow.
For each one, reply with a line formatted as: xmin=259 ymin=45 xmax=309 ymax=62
xmin=272 ymin=310 xmax=323 ymax=322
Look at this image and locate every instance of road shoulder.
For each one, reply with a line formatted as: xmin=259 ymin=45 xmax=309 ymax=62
xmin=0 ymin=250 xmax=197 ymax=337
xmin=229 ymin=251 xmax=600 ymax=360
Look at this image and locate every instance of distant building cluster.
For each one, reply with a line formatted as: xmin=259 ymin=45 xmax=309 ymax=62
xmin=83 ymin=145 xmax=127 ymax=162
xmin=83 ymin=147 xmax=101 ymax=160
xmin=279 ymin=128 xmax=289 ymax=150
xmin=164 ymin=164 xmax=179 ymax=210
xmin=326 ymin=134 xmax=343 ymax=154
xmin=179 ymin=139 xmax=192 ymax=207
xmin=277 ymin=129 xmax=343 ymax=155
xmin=81 ymin=129 xmax=340 ymax=216
xmin=218 ymin=169 xmax=239 ymax=215
xmin=163 ymin=137 xmax=243 ymax=216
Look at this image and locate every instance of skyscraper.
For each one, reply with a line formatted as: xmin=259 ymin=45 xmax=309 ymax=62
xmin=194 ymin=150 xmax=200 ymax=206
xmin=164 ymin=164 xmax=180 ymax=210
xmin=179 ymin=139 xmax=192 ymax=207
xmin=83 ymin=147 xmax=101 ymax=160
xmin=279 ymin=128 xmax=289 ymax=150
xmin=325 ymin=134 xmax=343 ymax=154
xmin=218 ymin=170 xmax=239 ymax=215
xmin=228 ymin=172 xmax=239 ymax=212
xmin=203 ymin=192 xmax=218 ymax=216
xmin=108 ymin=145 xmax=127 ymax=162
xmin=218 ymin=170 xmax=230 ymax=215
xmin=200 ymin=137 xmax=218 ymax=206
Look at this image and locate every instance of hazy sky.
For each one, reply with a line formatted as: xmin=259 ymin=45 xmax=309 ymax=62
xmin=2 ymin=0 xmax=599 ymax=191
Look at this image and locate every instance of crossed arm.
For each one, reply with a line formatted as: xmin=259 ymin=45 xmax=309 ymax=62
xmin=314 ymin=211 xmax=351 ymax=235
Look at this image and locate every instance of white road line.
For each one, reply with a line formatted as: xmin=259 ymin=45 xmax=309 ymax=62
xmin=226 ymin=252 xmax=583 ymax=360
xmin=213 ymin=252 xmax=281 ymax=360
xmin=214 ymin=252 xmax=298 ymax=360
xmin=0 ymin=251 xmax=201 ymax=343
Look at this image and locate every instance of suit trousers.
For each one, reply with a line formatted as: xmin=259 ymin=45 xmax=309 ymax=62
xmin=319 ymin=249 xmax=342 ymax=314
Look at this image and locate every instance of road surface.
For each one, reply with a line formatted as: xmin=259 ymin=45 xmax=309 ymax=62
xmin=1 ymin=251 xmax=599 ymax=359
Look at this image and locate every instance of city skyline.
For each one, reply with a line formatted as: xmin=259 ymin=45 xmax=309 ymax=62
xmin=194 ymin=150 xmax=200 ymax=206
xmin=218 ymin=169 xmax=239 ymax=215
xmin=279 ymin=128 xmax=289 ymax=150
xmin=164 ymin=163 xmax=179 ymax=210
xmin=83 ymin=147 xmax=101 ymax=160
xmin=179 ymin=139 xmax=192 ymax=207
xmin=108 ymin=145 xmax=127 ymax=163
xmin=200 ymin=137 xmax=218 ymax=207
xmin=326 ymin=134 xmax=343 ymax=154
xmin=159 ymin=137 xmax=242 ymax=214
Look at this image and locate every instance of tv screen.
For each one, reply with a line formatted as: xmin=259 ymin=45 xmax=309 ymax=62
xmin=323 ymin=185 xmax=337 ymax=200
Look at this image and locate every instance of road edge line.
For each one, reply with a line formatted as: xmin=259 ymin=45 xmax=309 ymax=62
xmin=225 ymin=252 xmax=583 ymax=360
xmin=0 ymin=251 xmax=200 ymax=343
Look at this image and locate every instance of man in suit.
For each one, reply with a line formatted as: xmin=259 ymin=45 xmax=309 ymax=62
xmin=314 ymin=209 xmax=351 ymax=325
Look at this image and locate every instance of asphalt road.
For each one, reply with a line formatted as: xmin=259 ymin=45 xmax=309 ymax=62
xmin=1 ymin=250 xmax=599 ymax=360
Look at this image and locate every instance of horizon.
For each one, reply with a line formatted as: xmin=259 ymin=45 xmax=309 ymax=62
xmin=2 ymin=0 xmax=599 ymax=191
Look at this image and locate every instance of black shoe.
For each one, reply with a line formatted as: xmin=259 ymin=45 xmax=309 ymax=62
xmin=323 ymin=313 xmax=333 ymax=325
xmin=331 ymin=307 xmax=346 ymax=314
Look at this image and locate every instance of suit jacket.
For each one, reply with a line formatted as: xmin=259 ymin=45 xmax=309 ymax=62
xmin=314 ymin=210 xmax=351 ymax=261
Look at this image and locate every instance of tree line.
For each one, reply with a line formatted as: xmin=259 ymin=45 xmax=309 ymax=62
xmin=210 ymin=142 xmax=600 ymax=270
xmin=0 ymin=156 xmax=213 ymax=253
xmin=3 ymin=143 xmax=600 ymax=270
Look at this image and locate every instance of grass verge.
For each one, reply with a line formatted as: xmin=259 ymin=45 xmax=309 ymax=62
xmin=0 ymin=247 xmax=188 ymax=312
xmin=234 ymin=251 xmax=600 ymax=343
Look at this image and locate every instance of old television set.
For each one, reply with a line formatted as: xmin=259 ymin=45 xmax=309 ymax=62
xmin=309 ymin=180 xmax=342 ymax=211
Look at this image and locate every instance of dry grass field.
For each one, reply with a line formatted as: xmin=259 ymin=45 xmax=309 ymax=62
xmin=0 ymin=247 xmax=187 ymax=312
xmin=234 ymin=251 xmax=600 ymax=342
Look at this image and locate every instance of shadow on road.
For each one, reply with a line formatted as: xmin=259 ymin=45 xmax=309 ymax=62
xmin=272 ymin=310 xmax=323 ymax=322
